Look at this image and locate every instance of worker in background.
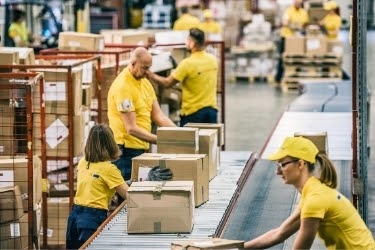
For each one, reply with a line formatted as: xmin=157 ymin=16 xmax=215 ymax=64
xmin=198 ymin=9 xmax=222 ymax=34
xmin=244 ymin=137 xmax=375 ymax=249
xmin=319 ymin=1 xmax=341 ymax=40
xmin=275 ymin=0 xmax=309 ymax=83
xmin=147 ymin=28 xmax=218 ymax=127
xmin=107 ymin=47 xmax=176 ymax=204
xmin=173 ymin=5 xmax=199 ymax=30
xmin=8 ymin=8 xmax=34 ymax=47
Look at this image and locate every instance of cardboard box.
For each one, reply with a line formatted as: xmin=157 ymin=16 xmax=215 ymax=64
xmin=0 ymin=137 xmax=17 ymax=156
xmin=184 ymin=123 xmax=225 ymax=147
xmin=0 ymin=185 xmax=24 ymax=223
xmin=0 ymin=104 xmax=14 ymax=137
xmin=0 ymin=51 xmax=19 ymax=72
xmin=127 ymin=181 xmax=194 ymax=234
xmin=33 ymin=113 xmax=84 ymax=157
xmin=131 ymin=153 xmax=209 ymax=206
xmin=285 ymin=36 xmax=305 ymax=55
xmin=308 ymin=7 xmax=327 ymax=24
xmin=0 ymin=47 xmax=35 ymax=65
xmin=198 ymin=129 xmax=219 ymax=180
xmin=0 ymin=156 xmax=42 ymax=211
xmin=157 ymin=127 xmax=199 ymax=154
xmin=0 ymin=214 xmax=28 ymax=249
xmin=305 ymin=36 xmax=327 ymax=56
xmin=32 ymin=68 xmax=83 ymax=115
xmin=294 ymin=132 xmax=328 ymax=155
xmin=58 ymin=32 xmax=105 ymax=51
xmin=327 ymin=40 xmax=344 ymax=56
xmin=171 ymin=238 xmax=245 ymax=249
xmin=82 ymin=84 xmax=91 ymax=107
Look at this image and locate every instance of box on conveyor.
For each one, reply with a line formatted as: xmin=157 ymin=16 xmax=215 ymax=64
xmin=171 ymin=238 xmax=245 ymax=250
xmin=198 ymin=129 xmax=219 ymax=180
xmin=184 ymin=123 xmax=225 ymax=147
xmin=294 ymin=131 xmax=328 ymax=155
xmin=127 ymin=181 xmax=194 ymax=234
xmin=157 ymin=127 xmax=199 ymax=154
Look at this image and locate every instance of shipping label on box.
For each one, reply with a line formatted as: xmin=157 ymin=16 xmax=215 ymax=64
xmin=184 ymin=123 xmax=225 ymax=146
xmin=157 ymin=127 xmax=199 ymax=154
xmin=171 ymin=238 xmax=245 ymax=250
xmin=127 ymin=181 xmax=194 ymax=234
xmin=305 ymin=36 xmax=327 ymax=56
xmin=132 ymin=153 xmax=209 ymax=207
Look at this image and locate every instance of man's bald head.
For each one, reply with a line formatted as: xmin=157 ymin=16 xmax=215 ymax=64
xmin=129 ymin=47 xmax=152 ymax=80
xmin=131 ymin=47 xmax=152 ymax=64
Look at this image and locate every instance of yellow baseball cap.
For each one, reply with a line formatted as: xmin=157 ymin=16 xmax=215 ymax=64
xmin=203 ymin=9 xmax=213 ymax=18
xmin=267 ymin=137 xmax=319 ymax=163
xmin=324 ymin=1 xmax=338 ymax=11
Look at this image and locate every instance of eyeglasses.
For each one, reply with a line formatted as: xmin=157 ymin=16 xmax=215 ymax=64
xmin=276 ymin=160 xmax=299 ymax=168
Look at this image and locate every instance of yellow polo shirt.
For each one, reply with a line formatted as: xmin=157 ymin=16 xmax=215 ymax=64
xmin=173 ymin=14 xmax=200 ymax=30
xmin=321 ymin=13 xmax=342 ymax=39
xmin=8 ymin=22 xmax=29 ymax=46
xmin=74 ymin=158 xmax=125 ymax=210
xmin=172 ymin=50 xmax=218 ymax=116
xmin=280 ymin=6 xmax=309 ymax=37
xmin=299 ymin=177 xmax=375 ymax=249
xmin=107 ymin=67 xmax=157 ymax=149
xmin=198 ymin=21 xmax=222 ymax=34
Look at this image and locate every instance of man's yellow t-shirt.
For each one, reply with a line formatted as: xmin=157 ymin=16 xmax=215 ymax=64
xmin=74 ymin=158 xmax=125 ymax=210
xmin=173 ymin=14 xmax=200 ymax=30
xmin=198 ymin=21 xmax=222 ymax=34
xmin=107 ymin=67 xmax=157 ymax=149
xmin=8 ymin=22 xmax=29 ymax=46
xmin=280 ymin=6 xmax=309 ymax=37
xmin=171 ymin=50 xmax=218 ymax=116
xmin=299 ymin=177 xmax=375 ymax=249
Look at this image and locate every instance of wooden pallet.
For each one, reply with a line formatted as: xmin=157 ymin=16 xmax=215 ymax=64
xmin=229 ymin=73 xmax=275 ymax=83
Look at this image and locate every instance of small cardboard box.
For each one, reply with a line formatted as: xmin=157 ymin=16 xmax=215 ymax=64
xmin=198 ymin=129 xmax=219 ymax=180
xmin=33 ymin=113 xmax=85 ymax=157
xmin=184 ymin=123 xmax=225 ymax=147
xmin=0 ymin=213 xmax=28 ymax=249
xmin=0 ymin=47 xmax=35 ymax=65
xmin=0 ymin=51 xmax=19 ymax=72
xmin=294 ymin=131 xmax=328 ymax=155
xmin=127 ymin=181 xmax=194 ymax=234
xmin=171 ymin=238 xmax=245 ymax=250
xmin=305 ymin=36 xmax=327 ymax=56
xmin=0 ymin=185 xmax=24 ymax=223
xmin=285 ymin=36 xmax=305 ymax=55
xmin=327 ymin=40 xmax=344 ymax=55
xmin=131 ymin=153 xmax=209 ymax=207
xmin=157 ymin=127 xmax=199 ymax=154
xmin=58 ymin=32 xmax=105 ymax=51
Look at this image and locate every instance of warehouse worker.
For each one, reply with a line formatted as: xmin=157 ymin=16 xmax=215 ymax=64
xmin=275 ymin=0 xmax=309 ymax=83
xmin=107 ymin=47 xmax=176 ymax=204
xmin=244 ymin=137 xmax=375 ymax=249
xmin=8 ymin=8 xmax=34 ymax=47
xmin=173 ymin=6 xmax=199 ymax=30
xmin=66 ymin=124 xmax=129 ymax=249
xmin=198 ymin=9 xmax=221 ymax=34
xmin=319 ymin=1 xmax=341 ymax=40
xmin=147 ymin=28 xmax=218 ymax=127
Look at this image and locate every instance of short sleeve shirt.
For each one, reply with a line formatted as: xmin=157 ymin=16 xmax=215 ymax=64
xmin=280 ymin=6 xmax=309 ymax=37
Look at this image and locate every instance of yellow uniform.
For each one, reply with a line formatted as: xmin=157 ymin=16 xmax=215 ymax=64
xmin=299 ymin=177 xmax=375 ymax=249
xmin=173 ymin=14 xmax=199 ymax=30
xmin=171 ymin=50 xmax=218 ymax=116
xmin=198 ymin=21 xmax=221 ymax=34
xmin=321 ymin=13 xmax=341 ymax=40
xmin=107 ymin=67 xmax=157 ymax=149
xmin=280 ymin=6 xmax=309 ymax=37
xmin=74 ymin=158 xmax=124 ymax=210
xmin=8 ymin=22 xmax=29 ymax=46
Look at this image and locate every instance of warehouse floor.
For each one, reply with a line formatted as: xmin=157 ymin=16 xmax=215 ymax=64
xmin=224 ymin=29 xmax=375 ymax=239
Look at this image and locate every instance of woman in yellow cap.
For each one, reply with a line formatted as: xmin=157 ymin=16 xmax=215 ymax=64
xmin=320 ymin=1 xmax=342 ymax=40
xmin=244 ymin=136 xmax=375 ymax=249
xmin=198 ymin=9 xmax=221 ymax=34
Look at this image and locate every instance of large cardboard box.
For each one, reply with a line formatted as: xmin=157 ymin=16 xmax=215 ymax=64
xmin=285 ymin=36 xmax=305 ymax=55
xmin=0 ymin=47 xmax=35 ymax=65
xmin=58 ymin=32 xmax=105 ymax=51
xmin=0 ymin=185 xmax=24 ymax=223
xmin=184 ymin=123 xmax=225 ymax=147
xmin=0 ymin=214 xmax=28 ymax=249
xmin=171 ymin=238 xmax=245 ymax=249
xmin=131 ymin=153 xmax=209 ymax=206
xmin=0 ymin=51 xmax=19 ymax=72
xmin=157 ymin=127 xmax=199 ymax=154
xmin=0 ymin=156 xmax=42 ymax=211
xmin=32 ymin=68 xmax=83 ymax=115
xmin=294 ymin=131 xmax=328 ymax=155
xmin=305 ymin=36 xmax=327 ymax=56
xmin=198 ymin=129 xmax=219 ymax=180
xmin=33 ymin=113 xmax=85 ymax=157
xmin=327 ymin=40 xmax=344 ymax=56
xmin=127 ymin=181 xmax=194 ymax=234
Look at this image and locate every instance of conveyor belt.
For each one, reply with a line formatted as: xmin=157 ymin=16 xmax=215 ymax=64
xmin=85 ymin=151 xmax=254 ymax=249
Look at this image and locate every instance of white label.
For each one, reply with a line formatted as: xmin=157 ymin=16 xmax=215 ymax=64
xmin=10 ymin=222 xmax=21 ymax=237
xmin=82 ymin=62 xmax=93 ymax=83
xmin=54 ymin=183 xmax=69 ymax=191
xmin=68 ymin=41 xmax=81 ymax=47
xmin=306 ymin=39 xmax=321 ymax=50
xmin=45 ymin=82 xmax=66 ymax=101
xmin=0 ymin=170 xmax=14 ymax=187
xmin=40 ymin=228 xmax=54 ymax=238
xmin=237 ymin=58 xmax=248 ymax=66
xmin=0 ymin=145 xmax=3 ymax=153
xmin=138 ymin=166 xmax=152 ymax=181
xmin=45 ymin=119 xmax=69 ymax=149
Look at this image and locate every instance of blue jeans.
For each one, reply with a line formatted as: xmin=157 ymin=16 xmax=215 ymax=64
xmin=180 ymin=107 xmax=218 ymax=127
xmin=112 ymin=145 xmax=145 ymax=204
xmin=66 ymin=204 xmax=107 ymax=249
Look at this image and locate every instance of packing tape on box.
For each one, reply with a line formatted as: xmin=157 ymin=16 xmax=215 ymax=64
xmin=157 ymin=140 xmax=196 ymax=146
xmin=158 ymin=159 xmax=166 ymax=169
xmin=154 ymin=222 xmax=161 ymax=233
xmin=153 ymin=181 xmax=166 ymax=200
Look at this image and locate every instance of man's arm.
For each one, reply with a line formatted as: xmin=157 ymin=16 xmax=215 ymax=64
xmin=121 ymin=111 xmax=157 ymax=144
xmin=244 ymin=208 xmax=301 ymax=249
xmin=151 ymin=100 xmax=176 ymax=127
xmin=147 ymin=72 xmax=179 ymax=88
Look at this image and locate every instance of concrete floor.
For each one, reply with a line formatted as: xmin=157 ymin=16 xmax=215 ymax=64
xmin=224 ymin=30 xmax=375 ymax=237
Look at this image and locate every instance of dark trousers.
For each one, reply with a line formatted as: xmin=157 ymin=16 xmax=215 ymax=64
xmin=180 ymin=107 xmax=218 ymax=127
xmin=113 ymin=145 xmax=145 ymax=204
xmin=66 ymin=204 xmax=107 ymax=249
xmin=275 ymin=37 xmax=285 ymax=83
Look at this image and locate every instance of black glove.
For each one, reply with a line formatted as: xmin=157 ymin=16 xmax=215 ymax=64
xmin=147 ymin=166 xmax=173 ymax=181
